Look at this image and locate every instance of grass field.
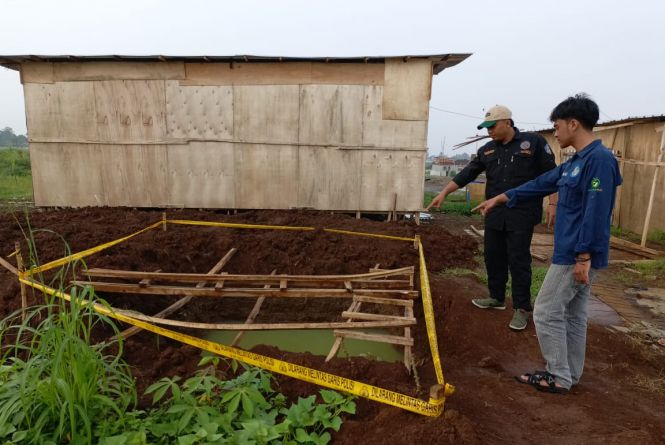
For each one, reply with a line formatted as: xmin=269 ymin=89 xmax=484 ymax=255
xmin=0 ymin=148 xmax=32 ymax=201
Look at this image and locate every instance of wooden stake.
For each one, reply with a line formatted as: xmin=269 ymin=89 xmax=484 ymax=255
xmin=15 ymin=242 xmax=27 ymax=321
xmin=231 ymin=270 xmax=276 ymax=347
xmin=403 ymin=305 xmax=414 ymax=372
xmin=326 ymin=300 xmax=362 ymax=362
xmin=162 ymin=212 xmax=167 ymax=231
xmin=640 ymin=127 xmax=665 ymax=246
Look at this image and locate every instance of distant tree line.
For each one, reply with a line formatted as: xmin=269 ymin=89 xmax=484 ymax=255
xmin=0 ymin=127 xmax=28 ymax=147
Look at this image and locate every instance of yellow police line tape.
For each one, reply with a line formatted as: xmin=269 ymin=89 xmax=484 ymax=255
xmin=19 ymin=277 xmax=451 ymax=417
xmin=24 ymin=219 xmax=417 ymax=278
xmin=16 ymin=218 xmax=451 ymax=414
xmin=417 ymin=238 xmax=445 ymax=385
xmin=23 ymin=221 xmax=164 ymax=277
xmin=167 ymin=219 xmax=416 ymax=242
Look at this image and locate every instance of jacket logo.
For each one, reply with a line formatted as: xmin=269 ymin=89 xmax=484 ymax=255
xmin=519 ymin=149 xmax=533 ymax=156
xmin=589 ymin=177 xmax=602 ymax=192
xmin=520 ymin=141 xmax=531 ymax=150
xmin=571 ymin=166 xmax=581 ymax=177
xmin=483 ymin=149 xmax=495 ymax=156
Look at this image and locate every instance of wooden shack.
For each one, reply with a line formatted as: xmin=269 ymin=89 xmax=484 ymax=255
xmin=539 ymin=116 xmax=665 ymax=236
xmin=0 ymin=54 xmax=470 ymax=211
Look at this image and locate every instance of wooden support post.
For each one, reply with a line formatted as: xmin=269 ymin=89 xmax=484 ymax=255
xmin=326 ymin=300 xmax=362 ymax=362
xmin=231 ymin=270 xmax=277 ymax=347
xmin=413 ymin=234 xmax=420 ymax=250
xmin=15 ymin=242 xmax=27 ymax=321
xmin=162 ymin=212 xmax=167 ymax=231
xmin=392 ymin=193 xmax=398 ymax=222
xmin=403 ymin=305 xmax=414 ymax=373
xmin=612 ymin=150 xmax=625 ymax=227
xmin=415 ymin=212 xmax=420 ymax=226
xmin=356 ymin=211 xmax=361 ymax=219
xmin=641 ymin=127 xmax=665 ymax=246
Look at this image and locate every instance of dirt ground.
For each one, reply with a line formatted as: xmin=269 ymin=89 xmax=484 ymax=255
xmin=1 ymin=207 xmax=664 ymax=444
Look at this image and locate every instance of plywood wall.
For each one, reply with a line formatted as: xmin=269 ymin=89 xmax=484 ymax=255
xmin=541 ymin=121 xmax=665 ymax=235
xmin=22 ymin=59 xmax=432 ymax=210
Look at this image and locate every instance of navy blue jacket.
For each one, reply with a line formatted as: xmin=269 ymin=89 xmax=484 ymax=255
xmin=504 ymin=140 xmax=622 ymax=269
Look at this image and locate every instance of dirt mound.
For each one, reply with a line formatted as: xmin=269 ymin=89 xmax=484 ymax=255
xmin=1 ymin=208 xmax=664 ymax=444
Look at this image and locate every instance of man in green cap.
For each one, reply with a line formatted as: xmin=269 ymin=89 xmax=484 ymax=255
xmin=428 ymin=105 xmax=557 ymax=330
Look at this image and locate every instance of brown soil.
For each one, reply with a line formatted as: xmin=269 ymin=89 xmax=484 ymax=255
xmin=1 ymin=208 xmax=664 ymax=444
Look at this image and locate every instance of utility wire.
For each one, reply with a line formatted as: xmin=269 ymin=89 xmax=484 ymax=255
xmin=429 ymin=105 xmax=550 ymax=127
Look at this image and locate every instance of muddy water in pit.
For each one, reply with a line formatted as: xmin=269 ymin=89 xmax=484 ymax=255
xmin=203 ymin=328 xmax=404 ymax=362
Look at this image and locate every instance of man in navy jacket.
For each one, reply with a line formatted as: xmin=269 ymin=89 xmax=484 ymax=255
xmin=473 ymin=94 xmax=622 ymax=393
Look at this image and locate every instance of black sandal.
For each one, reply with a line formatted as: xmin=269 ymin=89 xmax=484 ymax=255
xmin=515 ymin=371 xmax=569 ymax=394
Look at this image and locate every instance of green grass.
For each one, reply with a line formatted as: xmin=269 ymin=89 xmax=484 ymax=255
xmin=611 ymin=225 xmax=665 ymax=244
xmin=0 ymin=148 xmax=32 ymax=201
xmin=423 ymin=191 xmax=480 ymax=216
xmin=439 ymin=264 xmax=549 ymax=305
xmin=631 ymin=258 xmax=665 ymax=275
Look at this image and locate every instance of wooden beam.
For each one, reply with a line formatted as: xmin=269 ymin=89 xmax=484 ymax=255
xmin=72 ymin=281 xmax=420 ymax=299
xmin=114 ymin=248 xmax=238 ymax=340
xmin=341 ymin=311 xmax=416 ymax=323
xmin=0 ymin=256 xmax=19 ymax=276
xmin=332 ymin=330 xmax=414 ymax=346
xmin=15 ymin=242 xmax=27 ymax=321
xmin=352 ymin=295 xmax=414 ymax=307
xmin=83 ymin=266 xmax=416 ymax=284
xmin=112 ymin=312 xmax=415 ymax=330
xmin=610 ymin=236 xmax=659 ymax=257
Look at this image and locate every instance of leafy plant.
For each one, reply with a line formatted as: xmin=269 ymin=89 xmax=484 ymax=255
xmin=96 ymin=357 xmax=356 ymax=445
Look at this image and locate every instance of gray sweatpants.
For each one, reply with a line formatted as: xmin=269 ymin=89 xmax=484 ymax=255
xmin=533 ymin=264 xmax=598 ymax=389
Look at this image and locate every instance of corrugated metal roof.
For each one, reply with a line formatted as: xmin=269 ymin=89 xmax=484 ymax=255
xmin=537 ymin=115 xmax=665 ymax=133
xmin=0 ymin=53 xmax=471 ymax=74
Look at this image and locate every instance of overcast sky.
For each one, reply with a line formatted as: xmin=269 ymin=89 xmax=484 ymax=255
xmin=1 ymin=0 xmax=663 ymax=155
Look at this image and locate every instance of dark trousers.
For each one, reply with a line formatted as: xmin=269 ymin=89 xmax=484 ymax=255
xmin=484 ymin=226 xmax=534 ymax=311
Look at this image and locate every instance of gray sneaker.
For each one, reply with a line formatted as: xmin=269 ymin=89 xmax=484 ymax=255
xmin=509 ymin=309 xmax=530 ymax=330
xmin=471 ymin=298 xmax=506 ymax=310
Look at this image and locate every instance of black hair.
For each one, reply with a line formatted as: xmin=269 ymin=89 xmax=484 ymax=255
xmin=549 ymin=93 xmax=599 ymax=130
xmin=509 ymin=119 xmax=515 ymax=128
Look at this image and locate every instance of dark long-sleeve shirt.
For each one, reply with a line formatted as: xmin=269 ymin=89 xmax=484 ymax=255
xmin=504 ymin=140 xmax=622 ymax=269
xmin=453 ymin=130 xmax=556 ymax=230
